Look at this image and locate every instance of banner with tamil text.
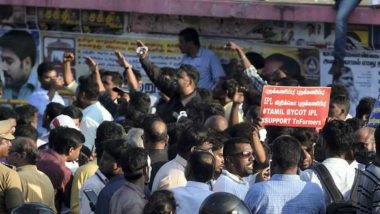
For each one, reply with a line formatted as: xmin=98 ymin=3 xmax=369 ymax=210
xmin=260 ymin=85 xmax=331 ymax=128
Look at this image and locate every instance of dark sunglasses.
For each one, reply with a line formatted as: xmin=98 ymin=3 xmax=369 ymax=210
xmin=230 ymin=151 xmax=254 ymax=159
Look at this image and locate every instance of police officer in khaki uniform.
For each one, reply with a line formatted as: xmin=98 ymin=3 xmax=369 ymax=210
xmin=0 ymin=119 xmax=23 ymax=214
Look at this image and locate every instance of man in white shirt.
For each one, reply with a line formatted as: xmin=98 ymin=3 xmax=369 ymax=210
xmin=28 ymin=62 xmax=65 ymax=135
xmin=301 ymin=120 xmax=356 ymax=204
xmin=76 ymin=75 xmax=113 ymax=150
xmin=152 ymin=126 xmax=213 ymax=192
xmin=213 ymin=137 xmax=254 ymax=200
xmin=171 ymin=151 xmax=214 ymax=214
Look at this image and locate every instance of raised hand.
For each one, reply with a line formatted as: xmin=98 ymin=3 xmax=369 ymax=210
xmin=85 ymin=56 xmax=98 ymax=73
xmin=256 ymin=167 xmax=270 ymax=183
xmin=63 ymin=52 xmax=75 ymax=63
xmin=232 ymin=87 xmax=246 ymax=104
xmin=251 ymin=122 xmax=262 ymax=142
xmin=115 ymin=51 xmax=132 ymax=70
xmin=225 ymin=42 xmax=241 ymax=51
xmin=136 ymin=40 xmax=145 ymax=47
xmin=136 ymin=40 xmax=148 ymax=59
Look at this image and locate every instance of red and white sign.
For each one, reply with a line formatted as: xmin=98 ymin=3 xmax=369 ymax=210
xmin=260 ymin=86 xmax=331 ymax=128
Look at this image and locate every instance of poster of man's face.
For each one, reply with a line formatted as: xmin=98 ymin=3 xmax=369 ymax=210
xmin=0 ymin=6 xmax=27 ymax=29
xmin=0 ymin=29 xmax=38 ymax=90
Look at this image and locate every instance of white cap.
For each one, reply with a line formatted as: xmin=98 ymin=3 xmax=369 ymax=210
xmin=49 ymin=115 xmax=79 ymax=131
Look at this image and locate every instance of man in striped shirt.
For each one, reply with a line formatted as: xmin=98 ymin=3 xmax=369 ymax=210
xmin=356 ymin=125 xmax=380 ymax=213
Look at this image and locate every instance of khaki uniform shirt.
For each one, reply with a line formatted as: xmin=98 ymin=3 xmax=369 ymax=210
xmin=0 ymin=163 xmax=23 ymax=214
xmin=16 ymin=165 xmax=56 ymax=212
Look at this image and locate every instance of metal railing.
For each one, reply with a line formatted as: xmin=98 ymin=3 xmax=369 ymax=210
xmin=0 ymin=89 xmax=75 ymax=107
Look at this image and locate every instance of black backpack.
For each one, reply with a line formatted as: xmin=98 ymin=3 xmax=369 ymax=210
xmin=312 ymin=163 xmax=362 ymax=214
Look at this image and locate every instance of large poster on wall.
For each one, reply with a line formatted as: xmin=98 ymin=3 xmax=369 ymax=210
xmin=320 ymin=50 xmax=380 ymax=116
xmin=0 ymin=28 xmax=41 ymax=100
xmin=204 ymin=40 xmax=320 ymax=86
xmin=40 ymin=32 xmax=184 ymax=93
xmin=39 ymin=31 xmax=320 ymax=93
xmin=42 ymin=31 xmax=321 ymax=90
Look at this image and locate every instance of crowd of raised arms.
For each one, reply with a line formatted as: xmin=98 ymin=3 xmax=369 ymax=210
xmin=0 ymin=3 xmax=377 ymax=213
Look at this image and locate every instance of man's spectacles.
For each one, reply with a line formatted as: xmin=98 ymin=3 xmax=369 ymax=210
xmin=230 ymin=151 xmax=254 ymax=159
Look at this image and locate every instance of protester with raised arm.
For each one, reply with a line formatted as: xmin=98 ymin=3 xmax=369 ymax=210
xmin=138 ymin=40 xmax=202 ymax=123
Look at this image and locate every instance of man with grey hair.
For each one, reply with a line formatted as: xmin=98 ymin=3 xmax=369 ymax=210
xmin=7 ymin=137 xmax=56 ymax=211
xmin=127 ymin=128 xmax=144 ymax=148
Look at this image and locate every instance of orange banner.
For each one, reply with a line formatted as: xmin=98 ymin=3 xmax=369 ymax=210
xmin=260 ymin=86 xmax=331 ymax=128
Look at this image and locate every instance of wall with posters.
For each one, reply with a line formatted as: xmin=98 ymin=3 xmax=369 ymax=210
xmin=1 ymin=5 xmax=380 ymax=116
xmin=38 ymin=31 xmax=322 ymax=92
xmin=320 ymin=50 xmax=380 ymax=115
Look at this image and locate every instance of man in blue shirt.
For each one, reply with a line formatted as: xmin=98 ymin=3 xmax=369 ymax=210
xmin=179 ymin=28 xmax=225 ymax=90
xmin=95 ymin=139 xmax=128 ymax=214
xmin=171 ymin=151 xmax=214 ymax=214
xmin=244 ymin=135 xmax=325 ymax=214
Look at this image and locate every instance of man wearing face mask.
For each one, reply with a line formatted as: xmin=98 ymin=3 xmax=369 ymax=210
xmin=356 ymin=125 xmax=380 ymax=213
xmin=109 ymin=147 xmax=151 ymax=214
xmin=352 ymin=127 xmax=376 ymax=170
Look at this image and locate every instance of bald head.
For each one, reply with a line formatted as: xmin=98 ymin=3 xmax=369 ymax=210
xmin=152 ymin=120 xmax=166 ymax=134
xmin=143 ymin=118 xmax=168 ymax=149
xmin=355 ymin=127 xmax=374 ymax=143
xmin=204 ymin=115 xmax=228 ymax=133
xmin=355 ymin=127 xmax=375 ymax=151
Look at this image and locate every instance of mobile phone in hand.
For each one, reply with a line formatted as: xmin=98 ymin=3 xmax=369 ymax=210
xmin=84 ymin=189 xmax=98 ymax=211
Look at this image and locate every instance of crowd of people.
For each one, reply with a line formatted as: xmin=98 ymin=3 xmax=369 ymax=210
xmin=0 ymin=25 xmax=379 ymax=214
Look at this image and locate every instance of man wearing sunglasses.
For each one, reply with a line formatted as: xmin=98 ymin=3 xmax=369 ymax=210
xmin=213 ymin=137 xmax=254 ymax=200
